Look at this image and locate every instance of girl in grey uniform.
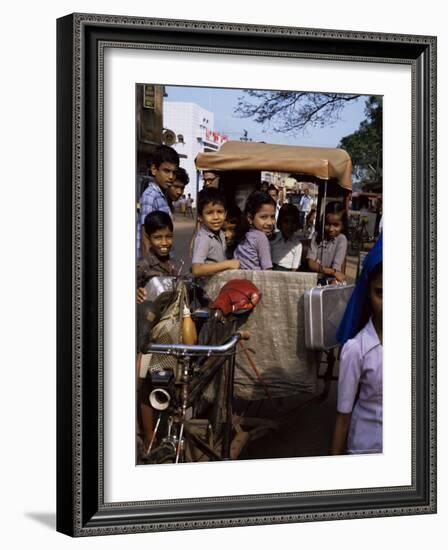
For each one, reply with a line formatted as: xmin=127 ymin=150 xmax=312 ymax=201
xmin=307 ymin=201 xmax=348 ymax=283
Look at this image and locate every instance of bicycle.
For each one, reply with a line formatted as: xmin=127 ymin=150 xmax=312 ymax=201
xmin=141 ymin=330 xmax=250 ymax=464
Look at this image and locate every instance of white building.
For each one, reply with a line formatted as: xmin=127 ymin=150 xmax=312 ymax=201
xmin=163 ymin=101 xmax=228 ymax=202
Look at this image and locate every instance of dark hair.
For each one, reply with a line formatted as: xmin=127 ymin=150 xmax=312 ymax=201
xmin=225 ymin=203 xmax=243 ymax=225
xmin=268 ymin=184 xmax=278 ymax=193
xmin=151 ymin=145 xmax=179 ymax=169
xmin=175 ymin=166 xmax=189 ymax=185
xmin=143 ymin=210 xmax=173 ymax=237
xmin=277 ymin=203 xmax=300 ymax=230
xmin=197 ymin=187 xmax=226 ymax=216
xmin=202 ymin=171 xmax=220 ymax=190
xmin=223 ymin=205 xmax=243 ymax=258
xmin=245 ymin=190 xmax=275 ymax=217
xmin=315 ymin=200 xmax=347 ymax=244
xmin=357 ymin=261 xmax=382 ymax=333
xmin=234 ymin=191 xmax=276 ymax=245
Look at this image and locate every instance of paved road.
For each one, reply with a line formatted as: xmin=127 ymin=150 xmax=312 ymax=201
xmin=171 ymin=212 xmax=196 ymax=273
xmin=239 ymin=370 xmax=339 ymax=460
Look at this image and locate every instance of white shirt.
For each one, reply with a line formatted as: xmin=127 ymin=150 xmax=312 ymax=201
xmin=299 ymin=194 xmax=312 ymax=213
xmin=337 ymin=318 xmax=383 ymax=454
xmin=270 ymin=230 xmax=303 ymax=270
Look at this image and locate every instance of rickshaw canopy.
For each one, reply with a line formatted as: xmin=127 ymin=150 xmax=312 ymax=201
xmin=195 ymin=141 xmax=352 ymax=190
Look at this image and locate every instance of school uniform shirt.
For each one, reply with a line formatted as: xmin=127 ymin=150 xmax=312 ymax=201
xmin=136 ymin=249 xmax=175 ymax=288
xmin=234 ymin=228 xmax=273 ymax=270
xmin=306 ymin=232 xmax=347 ymax=272
xmin=337 ymin=318 xmax=383 ymax=454
xmin=191 ymin=224 xmax=226 ymax=264
xmin=270 ymin=230 xmax=302 ymax=270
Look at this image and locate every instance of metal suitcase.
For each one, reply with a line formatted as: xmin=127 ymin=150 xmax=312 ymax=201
xmin=304 ymin=284 xmax=355 ymax=350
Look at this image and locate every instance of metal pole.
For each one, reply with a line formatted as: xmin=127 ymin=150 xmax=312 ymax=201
xmin=223 ymin=351 xmax=236 ymax=460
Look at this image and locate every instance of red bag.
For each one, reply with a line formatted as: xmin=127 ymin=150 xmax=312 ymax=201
xmin=211 ymin=279 xmax=261 ymax=316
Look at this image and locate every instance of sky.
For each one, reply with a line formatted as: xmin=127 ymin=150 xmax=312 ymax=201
xmin=165 ymin=85 xmax=369 ymax=148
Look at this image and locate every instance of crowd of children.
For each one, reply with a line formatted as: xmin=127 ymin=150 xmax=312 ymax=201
xmin=136 ymin=144 xmax=351 ymax=295
xmin=135 ymin=144 xmax=382 ymax=458
xmin=187 ymin=188 xmax=349 ymax=277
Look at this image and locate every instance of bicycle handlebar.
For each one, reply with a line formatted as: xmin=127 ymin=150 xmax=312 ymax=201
xmin=146 ymin=331 xmax=250 ymax=357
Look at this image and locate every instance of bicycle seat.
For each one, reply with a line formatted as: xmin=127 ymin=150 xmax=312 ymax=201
xmin=211 ymin=279 xmax=261 ymax=316
xmin=191 ymin=307 xmax=211 ymax=320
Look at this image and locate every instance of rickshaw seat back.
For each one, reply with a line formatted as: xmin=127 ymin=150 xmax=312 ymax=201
xmin=205 ymin=270 xmax=319 ymax=400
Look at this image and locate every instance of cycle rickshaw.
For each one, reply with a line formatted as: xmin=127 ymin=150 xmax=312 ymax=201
xmin=140 ymin=141 xmax=355 ymax=464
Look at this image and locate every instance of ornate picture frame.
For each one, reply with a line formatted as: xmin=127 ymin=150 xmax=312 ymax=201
xmin=56 ymin=13 xmax=436 ymax=536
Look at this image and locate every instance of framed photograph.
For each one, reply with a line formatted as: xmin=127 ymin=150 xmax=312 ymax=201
xmin=57 ymin=13 xmax=436 ymax=536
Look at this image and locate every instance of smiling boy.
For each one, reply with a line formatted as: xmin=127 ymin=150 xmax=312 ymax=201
xmin=191 ymin=188 xmax=240 ymax=277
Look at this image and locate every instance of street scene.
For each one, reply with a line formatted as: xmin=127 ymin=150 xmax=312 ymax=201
xmin=135 ymin=83 xmax=383 ymax=465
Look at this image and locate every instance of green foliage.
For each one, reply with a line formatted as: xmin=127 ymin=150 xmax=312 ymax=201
xmin=338 ymin=96 xmax=382 ymax=191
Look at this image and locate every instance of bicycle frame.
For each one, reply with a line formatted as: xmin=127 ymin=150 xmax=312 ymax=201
xmin=143 ymin=332 xmax=247 ymax=463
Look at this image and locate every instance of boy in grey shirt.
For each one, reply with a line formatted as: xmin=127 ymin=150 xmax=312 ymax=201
xmin=191 ymin=188 xmax=240 ymax=277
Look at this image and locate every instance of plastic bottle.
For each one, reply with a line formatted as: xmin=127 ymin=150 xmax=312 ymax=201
xmin=181 ymin=305 xmax=197 ymax=345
